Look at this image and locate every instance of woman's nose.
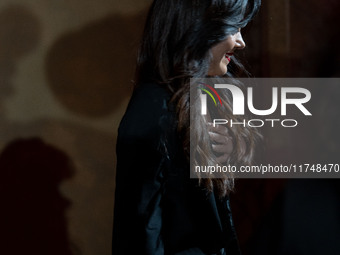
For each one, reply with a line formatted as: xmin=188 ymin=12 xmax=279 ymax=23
xmin=235 ymin=32 xmax=246 ymax=49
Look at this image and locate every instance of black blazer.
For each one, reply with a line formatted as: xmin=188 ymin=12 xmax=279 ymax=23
xmin=112 ymin=83 xmax=241 ymax=255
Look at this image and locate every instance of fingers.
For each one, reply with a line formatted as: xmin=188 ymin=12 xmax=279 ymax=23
xmin=208 ymin=131 xmax=230 ymax=144
xmin=207 ymin=122 xmax=233 ymax=164
xmin=212 ymin=143 xmax=233 ymax=154
xmin=207 ymin=122 xmax=229 ymax=136
xmin=207 ymin=123 xmax=232 ymax=145
xmin=207 ymin=123 xmax=233 ymax=154
xmin=216 ymin=153 xmax=230 ymax=164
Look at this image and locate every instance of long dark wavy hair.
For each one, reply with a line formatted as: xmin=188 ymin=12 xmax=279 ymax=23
xmin=135 ymin=0 xmax=262 ymax=198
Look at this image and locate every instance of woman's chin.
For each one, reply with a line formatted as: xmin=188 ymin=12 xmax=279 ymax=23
xmin=208 ymin=65 xmax=228 ymax=76
xmin=219 ymin=66 xmax=228 ymax=76
xmin=218 ymin=62 xmax=228 ymax=75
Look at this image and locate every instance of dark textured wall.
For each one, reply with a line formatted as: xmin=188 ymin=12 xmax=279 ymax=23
xmin=0 ymin=1 xmax=151 ymax=254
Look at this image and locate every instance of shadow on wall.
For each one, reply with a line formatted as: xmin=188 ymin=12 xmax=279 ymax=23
xmin=45 ymin=11 xmax=146 ymax=117
xmin=0 ymin=2 xmax=148 ymax=255
xmin=0 ymin=4 xmax=79 ymax=254
xmin=0 ymin=4 xmax=41 ymax=115
xmin=0 ymin=138 xmax=77 ymax=255
xmin=41 ymin=11 xmax=147 ymax=254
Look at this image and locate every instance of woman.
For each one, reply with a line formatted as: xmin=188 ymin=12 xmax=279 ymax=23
xmin=112 ymin=0 xmax=261 ymax=254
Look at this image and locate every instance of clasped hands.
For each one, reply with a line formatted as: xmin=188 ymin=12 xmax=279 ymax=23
xmin=207 ymin=122 xmax=233 ymax=164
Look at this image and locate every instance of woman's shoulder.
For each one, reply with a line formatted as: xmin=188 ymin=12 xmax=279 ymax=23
xmin=128 ymin=83 xmax=172 ymax=112
xmin=118 ymin=83 xmax=176 ymax=141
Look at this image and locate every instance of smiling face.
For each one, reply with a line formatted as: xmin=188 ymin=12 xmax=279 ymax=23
xmin=207 ymin=30 xmax=246 ymax=76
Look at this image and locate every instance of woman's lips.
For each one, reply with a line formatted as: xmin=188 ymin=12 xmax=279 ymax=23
xmin=225 ymin=52 xmax=233 ymax=62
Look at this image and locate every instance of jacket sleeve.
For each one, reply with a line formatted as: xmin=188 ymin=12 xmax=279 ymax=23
xmin=113 ymin=130 xmax=213 ymax=255
xmin=112 ymin=122 xmax=167 ymax=255
xmin=112 ymin=84 xmax=212 ymax=255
